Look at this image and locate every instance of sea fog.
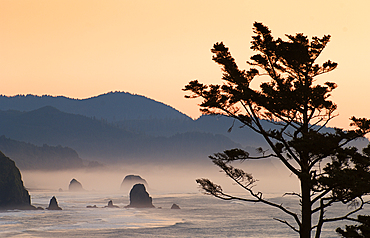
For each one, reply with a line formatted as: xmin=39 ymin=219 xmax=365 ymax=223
xmin=21 ymin=158 xmax=299 ymax=195
xmin=2 ymin=160 xmax=365 ymax=238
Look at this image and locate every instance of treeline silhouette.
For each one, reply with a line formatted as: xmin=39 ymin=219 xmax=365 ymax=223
xmin=0 ymin=106 xmax=241 ymax=166
xmin=0 ymin=136 xmax=84 ymax=170
xmin=0 ymin=92 xmax=366 ymax=170
xmin=0 ymin=91 xmax=190 ymax=121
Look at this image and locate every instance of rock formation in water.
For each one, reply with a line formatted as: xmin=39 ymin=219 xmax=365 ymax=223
xmin=120 ymin=175 xmax=148 ymax=191
xmin=171 ymin=203 xmax=180 ymax=209
xmin=69 ymin=178 xmax=84 ymax=191
xmin=125 ymin=184 xmax=154 ymax=208
xmin=46 ymin=196 xmax=62 ymax=210
xmin=104 ymin=200 xmax=119 ymax=208
xmin=0 ymin=151 xmax=36 ymax=210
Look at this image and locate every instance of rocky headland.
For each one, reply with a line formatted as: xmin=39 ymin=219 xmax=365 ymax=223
xmin=0 ymin=151 xmax=36 ymax=210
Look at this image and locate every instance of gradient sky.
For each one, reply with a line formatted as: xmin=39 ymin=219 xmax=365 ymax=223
xmin=1 ymin=0 xmax=369 ymax=129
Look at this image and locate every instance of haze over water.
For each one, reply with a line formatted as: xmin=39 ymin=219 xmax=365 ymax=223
xmin=1 ymin=167 xmax=361 ymax=238
xmin=0 ymin=162 xmax=360 ymax=237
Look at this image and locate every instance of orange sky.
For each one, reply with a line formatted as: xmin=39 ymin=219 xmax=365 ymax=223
xmin=1 ymin=0 xmax=370 ymax=129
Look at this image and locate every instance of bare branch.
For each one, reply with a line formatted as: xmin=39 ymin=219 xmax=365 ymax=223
xmin=323 ymin=198 xmax=367 ymax=223
xmin=214 ymin=162 xmax=302 ymax=227
xmin=274 ymin=218 xmax=299 ymax=233
xmin=279 ymin=137 xmax=301 ymax=165
xmin=315 ymin=111 xmax=338 ymax=132
xmin=311 ymin=189 xmax=331 ymax=207
xmin=311 ymin=197 xmax=335 ymax=215
xmin=245 ymin=101 xmax=300 ymax=176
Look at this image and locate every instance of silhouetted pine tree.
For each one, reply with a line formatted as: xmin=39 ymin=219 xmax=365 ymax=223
xmin=184 ymin=22 xmax=370 ymax=238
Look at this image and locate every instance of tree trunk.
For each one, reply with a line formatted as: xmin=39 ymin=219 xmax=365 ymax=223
xmin=300 ymin=104 xmax=312 ymax=238
xmin=300 ymin=171 xmax=312 ymax=238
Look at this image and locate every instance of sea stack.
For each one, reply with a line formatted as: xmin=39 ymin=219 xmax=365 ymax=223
xmin=46 ymin=196 xmax=62 ymax=210
xmin=0 ymin=151 xmax=36 ymax=210
xmin=69 ymin=178 xmax=84 ymax=191
xmin=120 ymin=175 xmax=148 ymax=191
xmin=104 ymin=200 xmax=119 ymax=208
xmin=125 ymin=184 xmax=154 ymax=208
xmin=171 ymin=203 xmax=180 ymax=209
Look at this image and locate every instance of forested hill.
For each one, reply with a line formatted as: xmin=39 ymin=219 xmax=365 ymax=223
xmin=0 ymin=136 xmax=85 ymax=170
xmin=1 ymin=92 xmax=366 ymax=169
xmin=0 ymin=106 xmax=240 ymax=165
xmin=0 ymin=92 xmax=191 ymax=121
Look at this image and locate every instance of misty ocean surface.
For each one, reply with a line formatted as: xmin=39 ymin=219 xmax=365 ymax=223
xmin=0 ymin=190 xmax=360 ymax=238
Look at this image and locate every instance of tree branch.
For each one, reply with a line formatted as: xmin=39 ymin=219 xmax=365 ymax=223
xmin=311 ymin=189 xmax=331 ymax=207
xmin=245 ymin=100 xmax=300 ymax=176
xmin=217 ymin=163 xmax=302 ymax=228
xmin=322 ymin=198 xmax=367 ymax=223
xmin=274 ymin=218 xmax=300 ymax=233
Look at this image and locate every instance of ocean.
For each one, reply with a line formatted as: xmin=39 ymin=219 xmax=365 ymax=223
xmin=0 ymin=190 xmax=360 ymax=238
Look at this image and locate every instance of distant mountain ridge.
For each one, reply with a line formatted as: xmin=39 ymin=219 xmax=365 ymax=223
xmin=0 ymin=136 xmax=84 ymax=170
xmin=0 ymin=92 xmax=191 ymax=121
xmin=1 ymin=91 xmax=366 ymax=171
xmin=118 ymin=115 xmax=270 ymax=148
xmin=0 ymin=91 xmax=264 ymax=148
xmin=0 ymin=106 xmax=240 ymax=165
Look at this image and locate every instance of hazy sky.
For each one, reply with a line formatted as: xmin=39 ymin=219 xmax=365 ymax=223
xmin=1 ymin=0 xmax=369 ymax=128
